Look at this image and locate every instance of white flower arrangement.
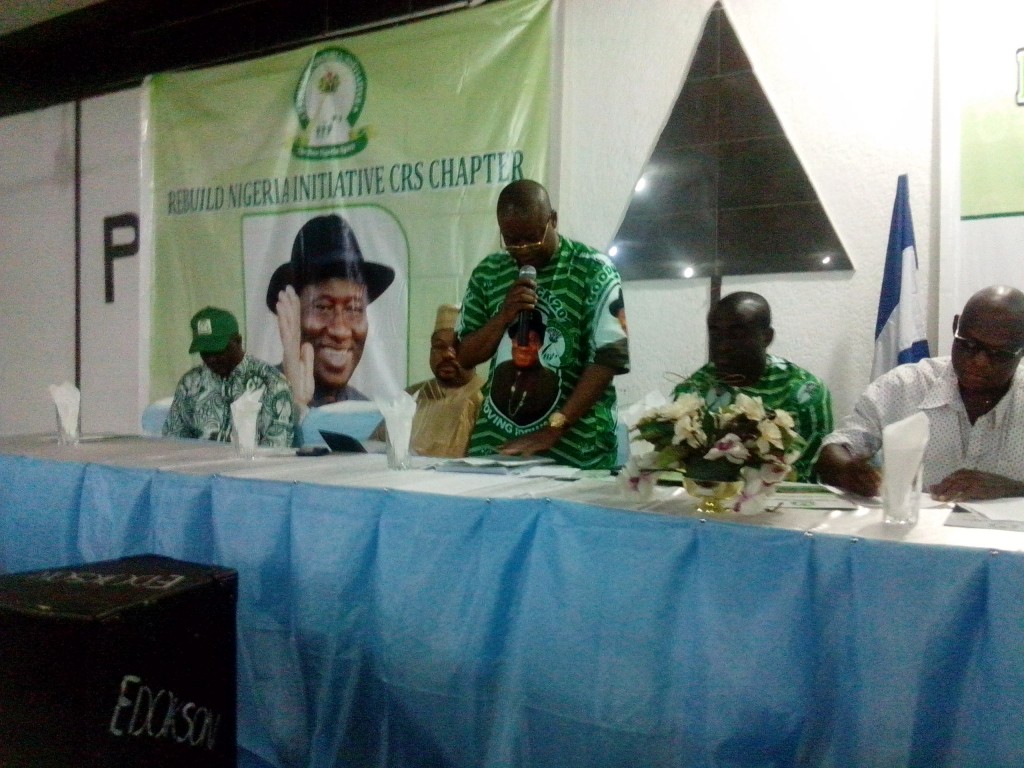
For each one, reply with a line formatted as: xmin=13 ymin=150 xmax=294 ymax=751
xmin=622 ymin=392 xmax=805 ymax=514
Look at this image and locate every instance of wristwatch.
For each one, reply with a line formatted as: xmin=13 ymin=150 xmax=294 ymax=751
xmin=548 ymin=411 xmax=568 ymax=430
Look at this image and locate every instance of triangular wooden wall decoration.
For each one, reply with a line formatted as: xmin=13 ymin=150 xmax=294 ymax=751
xmin=611 ymin=3 xmax=850 ymax=281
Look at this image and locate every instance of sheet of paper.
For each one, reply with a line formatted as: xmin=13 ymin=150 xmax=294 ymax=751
xmin=519 ymin=465 xmax=581 ymax=480
xmin=956 ymin=498 xmax=1024 ymax=522
xmin=445 ymin=455 xmax=556 ymax=468
xmin=772 ymin=483 xmax=859 ymax=510
xmin=432 ymin=455 xmax=557 ymax=475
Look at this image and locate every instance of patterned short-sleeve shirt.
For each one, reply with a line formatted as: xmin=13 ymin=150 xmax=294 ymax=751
xmin=457 ymin=235 xmax=629 ymax=469
xmin=163 ymin=354 xmax=295 ymax=448
xmin=822 ymin=357 xmax=1024 ymax=487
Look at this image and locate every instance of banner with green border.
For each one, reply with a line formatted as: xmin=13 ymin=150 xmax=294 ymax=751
xmin=145 ymin=0 xmax=550 ymax=399
xmin=960 ymin=10 xmax=1024 ymax=219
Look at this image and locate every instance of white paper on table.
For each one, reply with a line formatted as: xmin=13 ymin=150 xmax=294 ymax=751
xmin=432 ymin=455 xmax=557 ymax=475
xmin=957 ymin=498 xmax=1024 ymax=523
xmin=772 ymin=482 xmax=858 ymax=510
xmin=443 ymin=455 xmax=555 ymax=468
xmin=519 ymin=465 xmax=580 ymax=480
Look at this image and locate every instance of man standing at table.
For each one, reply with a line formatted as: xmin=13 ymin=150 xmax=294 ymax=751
xmin=673 ymin=291 xmax=833 ymax=481
xmin=164 ymin=307 xmax=295 ymax=447
xmin=816 ymin=284 xmax=1024 ymax=502
xmin=456 ymin=179 xmax=629 ymax=469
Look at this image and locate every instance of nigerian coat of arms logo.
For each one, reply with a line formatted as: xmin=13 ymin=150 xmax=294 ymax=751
xmin=292 ymin=47 xmax=369 ymax=160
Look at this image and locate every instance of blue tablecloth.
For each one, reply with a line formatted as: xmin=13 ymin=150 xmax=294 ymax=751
xmin=1 ymin=448 xmax=1023 ymax=767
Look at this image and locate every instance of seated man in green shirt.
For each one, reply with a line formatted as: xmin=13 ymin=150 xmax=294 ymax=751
xmin=672 ymin=292 xmax=833 ymax=481
xmin=163 ymin=306 xmax=295 ymax=447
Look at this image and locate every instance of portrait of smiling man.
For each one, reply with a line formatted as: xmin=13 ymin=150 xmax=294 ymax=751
xmin=264 ymin=212 xmax=398 ymax=411
xmin=262 ymin=210 xmax=401 ymax=415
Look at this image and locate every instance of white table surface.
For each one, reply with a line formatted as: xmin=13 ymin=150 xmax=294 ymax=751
xmin=4 ymin=432 xmax=1024 ymax=553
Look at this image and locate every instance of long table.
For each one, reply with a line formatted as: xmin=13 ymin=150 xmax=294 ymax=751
xmin=2 ymin=434 xmax=1023 ymax=768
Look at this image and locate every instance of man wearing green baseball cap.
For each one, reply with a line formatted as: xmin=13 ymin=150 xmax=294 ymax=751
xmin=163 ymin=307 xmax=295 ymax=447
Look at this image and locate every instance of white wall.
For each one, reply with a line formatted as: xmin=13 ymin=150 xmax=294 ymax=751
xmin=80 ymin=89 xmax=144 ymax=434
xmin=0 ymin=0 xmax=941 ymax=435
xmin=558 ymin=0 xmax=937 ymax=423
xmin=0 ymin=105 xmax=77 ymax=435
xmin=0 ymin=90 xmax=143 ymax=437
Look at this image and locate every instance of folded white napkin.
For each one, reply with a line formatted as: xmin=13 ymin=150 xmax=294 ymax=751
xmin=49 ymin=381 xmax=81 ymax=443
xmin=619 ymin=390 xmax=671 ymax=457
xmin=619 ymin=390 xmax=670 ymax=429
xmin=881 ymin=411 xmax=929 ymax=523
xmin=231 ymin=387 xmax=264 ymax=455
xmin=376 ymin=392 xmax=417 ymax=463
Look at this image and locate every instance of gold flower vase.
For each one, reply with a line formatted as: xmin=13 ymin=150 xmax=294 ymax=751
xmin=682 ymin=457 xmax=744 ymax=514
xmin=683 ymin=477 xmax=745 ymax=514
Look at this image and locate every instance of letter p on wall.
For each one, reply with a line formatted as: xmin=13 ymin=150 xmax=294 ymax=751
xmin=104 ymin=213 xmax=139 ymax=303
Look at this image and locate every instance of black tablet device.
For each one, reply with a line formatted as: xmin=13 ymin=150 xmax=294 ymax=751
xmin=318 ymin=430 xmax=367 ymax=453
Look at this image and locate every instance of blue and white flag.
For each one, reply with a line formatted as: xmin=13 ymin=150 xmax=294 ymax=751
xmin=871 ymin=174 xmax=930 ymax=380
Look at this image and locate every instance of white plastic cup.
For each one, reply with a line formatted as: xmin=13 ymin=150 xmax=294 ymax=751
xmin=232 ymin=421 xmax=258 ymax=460
xmin=55 ymin=405 xmax=79 ymax=446
xmin=385 ymin=430 xmax=412 ymax=470
xmin=883 ymin=462 xmax=921 ymax=526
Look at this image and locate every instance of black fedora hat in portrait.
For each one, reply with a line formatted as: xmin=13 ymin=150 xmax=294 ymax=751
xmin=265 ymin=262 xmax=295 ymax=313
xmin=266 ymin=213 xmax=395 ymax=312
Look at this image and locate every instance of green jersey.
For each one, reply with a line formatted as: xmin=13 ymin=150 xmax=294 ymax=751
xmin=458 ymin=236 xmax=629 ymax=469
xmin=672 ymin=354 xmax=833 ymax=481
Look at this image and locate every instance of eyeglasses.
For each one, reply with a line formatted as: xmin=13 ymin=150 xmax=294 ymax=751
xmin=953 ymin=332 xmax=1024 ymax=363
xmin=500 ymin=220 xmax=551 ymax=253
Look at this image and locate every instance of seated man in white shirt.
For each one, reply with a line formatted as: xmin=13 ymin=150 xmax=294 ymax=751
xmin=816 ymin=285 xmax=1024 ymax=502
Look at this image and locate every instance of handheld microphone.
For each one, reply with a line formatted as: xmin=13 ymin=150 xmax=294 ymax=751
xmin=516 ymin=265 xmax=537 ymax=346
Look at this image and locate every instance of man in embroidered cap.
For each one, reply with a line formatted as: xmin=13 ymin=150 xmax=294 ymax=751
xmin=163 ymin=307 xmax=295 ymax=446
xmin=372 ymin=303 xmax=485 ymax=457
xmin=267 ymin=213 xmax=395 ymax=410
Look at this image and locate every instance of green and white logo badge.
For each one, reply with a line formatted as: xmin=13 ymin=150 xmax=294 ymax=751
xmin=292 ymin=47 xmax=369 ymax=160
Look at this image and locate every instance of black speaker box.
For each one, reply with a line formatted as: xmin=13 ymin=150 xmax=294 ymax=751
xmin=0 ymin=554 xmax=237 ymax=768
